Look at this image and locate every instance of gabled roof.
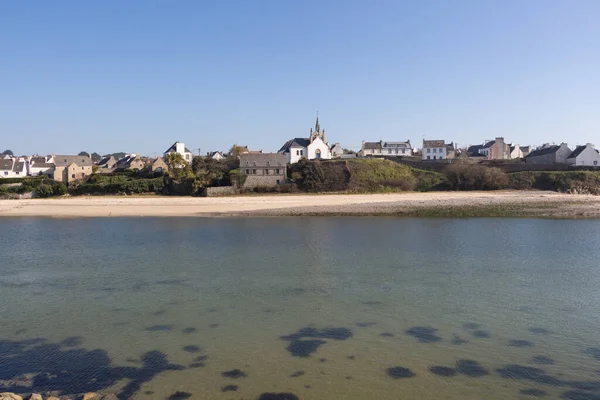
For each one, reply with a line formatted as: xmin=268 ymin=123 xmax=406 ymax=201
xmin=30 ymin=156 xmax=47 ymax=164
xmin=362 ymin=142 xmax=382 ymax=150
xmin=13 ymin=162 xmax=25 ymax=173
xmin=482 ymin=141 xmax=495 ymax=149
xmin=98 ymin=156 xmax=115 ymax=166
xmin=54 ymin=155 xmax=93 ymax=167
xmin=164 ymin=142 xmax=192 ymax=154
xmin=525 ymin=145 xmax=561 ymax=158
xmin=0 ymin=159 xmax=13 ymax=170
xmin=241 ymin=152 xmax=287 ymax=166
xmin=30 ymin=162 xmax=53 ymax=169
xmin=383 ymin=141 xmax=411 ymax=149
xmin=423 ymin=140 xmax=445 ymax=148
xmin=520 ymin=146 xmax=531 ymax=153
xmin=567 ymin=146 xmax=587 ymax=159
xmin=278 ymin=138 xmax=311 ymax=153
xmin=467 ymin=144 xmax=483 ymax=155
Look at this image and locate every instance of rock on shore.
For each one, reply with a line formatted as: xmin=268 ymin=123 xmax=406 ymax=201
xmin=0 ymin=394 xmax=118 ymax=400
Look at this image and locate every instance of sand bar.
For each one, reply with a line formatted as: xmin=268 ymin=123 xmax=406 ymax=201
xmin=1 ymin=191 xmax=599 ymax=218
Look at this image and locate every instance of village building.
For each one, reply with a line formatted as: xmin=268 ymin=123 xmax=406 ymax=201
xmin=422 ymin=140 xmax=447 ymax=161
xmin=52 ymin=155 xmax=94 ymax=184
xmin=27 ymin=156 xmax=54 ymax=177
xmin=164 ymin=142 xmax=193 ymax=163
xmin=240 ymin=153 xmax=287 ymax=188
xmin=207 ymin=151 xmax=226 ymax=161
xmin=115 ymin=154 xmax=145 ymax=171
xmin=279 ymin=116 xmax=332 ymax=164
xmin=151 ymin=157 xmax=168 ymax=172
xmin=565 ymin=144 xmax=600 ymax=167
xmin=97 ymin=155 xmax=117 ymax=171
xmin=359 ymin=140 xmax=412 ymax=157
xmin=330 ymin=143 xmax=344 ymax=158
xmin=525 ymin=143 xmax=572 ymax=164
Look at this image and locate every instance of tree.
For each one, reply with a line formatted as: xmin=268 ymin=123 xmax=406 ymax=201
xmin=78 ymin=151 xmax=90 ymax=157
xmin=91 ymin=152 xmax=102 ymax=162
xmin=1 ymin=150 xmax=13 ymax=156
xmin=228 ymin=144 xmax=247 ymax=160
xmin=343 ymin=148 xmax=356 ymax=154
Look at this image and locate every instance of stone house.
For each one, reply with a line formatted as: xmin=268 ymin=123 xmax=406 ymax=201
xmin=115 ymin=154 xmax=145 ymax=171
xmin=565 ymin=144 xmax=600 ymax=167
xmin=240 ymin=153 xmax=287 ymax=188
xmin=151 ymin=157 xmax=168 ymax=172
xmin=509 ymin=144 xmax=524 ymax=159
xmin=279 ymin=117 xmax=332 ymax=164
xmin=52 ymin=155 xmax=94 ymax=184
xmin=97 ymin=155 xmax=117 ymax=171
xmin=359 ymin=140 xmax=412 ymax=157
xmin=422 ymin=140 xmax=447 ymax=161
xmin=525 ymin=143 xmax=572 ymax=164
xmin=479 ymin=138 xmax=509 ymax=160
xmin=330 ymin=143 xmax=344 ymax=158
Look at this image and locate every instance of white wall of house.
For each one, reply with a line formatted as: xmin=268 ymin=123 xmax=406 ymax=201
xmin=422 ymin=147 xmax=447 ymax=160
xmin=307 ymin=138 xmax=331 ymax=160
xmin=567 ymin=145 xmax=600 ymax=166
xmin=510 ymin=146 xmax=523 ymax=159
xmin=287 ymin=144 xmax=306 ymax=164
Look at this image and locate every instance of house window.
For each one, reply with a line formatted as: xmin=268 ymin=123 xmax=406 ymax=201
xmin=388 ymin=149 xmax=392 ymax=154
xmin=246 ymin=161 xmax=249 ymax=165
xmin=395 ymin=149 xmax=398 ymax=154
xmin=276 ymin=180 xmax=280 ymax=184
xmin=3 ymin=171 xmax=7 ymax=175
xmin=595 ymin=161 xmax=598 ymax=166
xmin=252 ymin=169 xmax=256 ymax=174
xmin=82 ymin=166 xmax=84 ymax=170
xmin=427 ymin=156 xmax=430 ymax=160
xmin=245 ymin=169 xmax=250 ymax=174
xmin=267 ymin=161 xmax=270 ymax=166
xmin=300 ymin=150 xmax=304 ymax=156
xmin=276 ymin=169 xmax=280 ymax=174
xmin=15 ymin=172 xmax=20 ymax=175
xmin=402 ymin=149 xmax=406 ymax=154
xmin=265 ymin=169 xmax=270 ymax=175
xmin=253 ymin=161 xmax=256 ymax=166
xmin=71 ymin=174 xmax=75 ymax=178
xmin=64 ymin=159 xmax=67 ymax=162
xmin=427 ymin=149 xmax=430 ymax=153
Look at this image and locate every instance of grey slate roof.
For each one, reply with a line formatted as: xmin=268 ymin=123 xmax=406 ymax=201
xmin=0 ymin=159 xmax=13 ymax=170
xmin=278 ymin=138 xmax=310 ymax=153
xmin=423 ymin=140 xmax=445 ymax=148
xmin=567 ymin=145 xmax=598 ymax=159
xmin=30 ymin=162 xmax=53 ymax=168
xmin=13 ymin=162 xmax=25 ymax=173
xmin=482 ymin=141 xmax=495 ymax=149
xmin=30 ymin=156 xmax=47 ymax=164
xmin=383 ymin=141 xmax=411 ymax=149
xmin=54 ymin=155 xmax=93 ymax=167
xmin=363 ymin=142 xmax=382 ymax=150
xmin=525 ymin=146 xmax=560 ymax=158
xmin=241 ymin=153 xmax=286 ymax=167
xmin=164 ymin=142 xmax=192 ymax=154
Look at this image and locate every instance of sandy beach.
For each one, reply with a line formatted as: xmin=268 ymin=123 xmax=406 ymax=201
xmin=1 ymin=191 xmax=599 ymax=218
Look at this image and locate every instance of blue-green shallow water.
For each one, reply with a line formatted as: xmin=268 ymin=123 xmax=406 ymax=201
xmin=1 ymin=217 xmax=600 ymax=399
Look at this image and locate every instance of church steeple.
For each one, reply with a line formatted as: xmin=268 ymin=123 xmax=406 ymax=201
xmin=315 ymin=114 xmax=320 ymax=133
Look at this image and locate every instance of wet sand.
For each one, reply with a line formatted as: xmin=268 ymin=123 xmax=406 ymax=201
xmin=0 ymin=191 xmax=599 ymax=218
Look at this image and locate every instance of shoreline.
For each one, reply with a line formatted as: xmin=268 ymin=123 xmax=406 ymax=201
xmin=1 ymin=191 xmax=599 ymax=219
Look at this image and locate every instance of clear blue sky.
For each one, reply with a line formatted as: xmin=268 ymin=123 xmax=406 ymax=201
xmin=1 ymin=0 xmax=599 ymax=156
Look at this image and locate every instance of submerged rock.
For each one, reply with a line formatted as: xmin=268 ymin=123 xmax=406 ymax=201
xmin=0 ymin=394 xmax=23 ymax=400
xmin=257 ymin=393 xmax=299 ymax=400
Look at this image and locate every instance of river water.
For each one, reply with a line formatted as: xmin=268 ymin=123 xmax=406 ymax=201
xmin=1 ymin=217 xmax=600 ymax=400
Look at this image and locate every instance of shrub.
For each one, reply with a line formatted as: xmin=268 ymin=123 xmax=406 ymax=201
xmin=444 ymin=164 xmax=508 ymax=190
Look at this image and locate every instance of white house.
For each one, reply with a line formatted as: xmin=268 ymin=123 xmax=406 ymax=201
xmin=164 ymin=142 xmax=193 ymax=163
xmin=422 ymin=140 xmax=447 ymax=161
xmin=509 ymin=144 xmax=523 ymax=159
xmin=27 ymin=156 xmax=54 ymax=177
xmin=359 ymin=140 xmax=412 ymax=157
xmin=330 ymin=143 xmax=344 ymax=158
xmin=278 ymin=117 xmax=332 ymax=164
xmin=0 ymin=158 xmax=27 ymax=178
xmin=207 ymin=151 xmax=226 ymax=161
xmin=565 ymin=143 xmax=600 ymax=167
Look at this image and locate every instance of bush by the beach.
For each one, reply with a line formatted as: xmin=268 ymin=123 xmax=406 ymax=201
xmin=444 ymin=163 xmax=509 ymax=190
xmin=69 ymin=174 xmax=166 ymax=195
xmin=508 ymin=171 xmax=600 ymax=194
xmin=289 ymin=158 xmax=440 ymax=193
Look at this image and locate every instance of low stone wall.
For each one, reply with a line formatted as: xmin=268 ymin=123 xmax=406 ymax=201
xmin=198 ymin=186 xmax=237 ymax=197
xmin=244 ymin=175 xmax=284 ymax=188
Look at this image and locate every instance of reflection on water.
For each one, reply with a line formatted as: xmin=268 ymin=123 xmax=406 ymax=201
xmin=2 ymin=217 xmax=600 ymax=399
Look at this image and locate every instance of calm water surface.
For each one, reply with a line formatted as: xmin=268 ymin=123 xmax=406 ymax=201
xmin=1 ymin=217 xmax=600 ymax=399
